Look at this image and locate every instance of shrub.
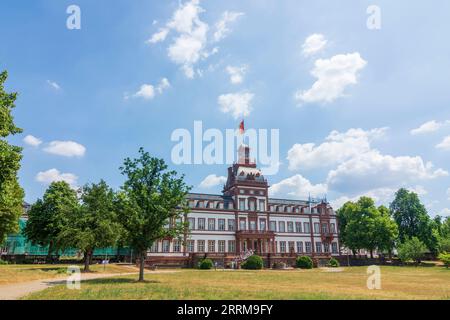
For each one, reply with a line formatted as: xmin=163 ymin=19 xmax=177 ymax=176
xmin=328 ymin=258 xmax=340 ymax=268
xmin=397 ymin=237 xmax=427 ymax=264
xmin=0 ymin=259 xmax=8 ymax=265
xmin=241 ymin=255 xmax=263 ymax=270
xmin=272 ymin=261 xmax=286 ymax=269
xmin=296 ymin=256 xmax=313 ymax=269
xmin=199 ymin=258 xmax=213 ymax=270
xmin=438 ymin=252 xmax=450 ymax=268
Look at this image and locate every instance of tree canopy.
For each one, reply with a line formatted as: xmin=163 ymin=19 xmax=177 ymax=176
xmin=0 ymin=70 xmax=24 ymax=245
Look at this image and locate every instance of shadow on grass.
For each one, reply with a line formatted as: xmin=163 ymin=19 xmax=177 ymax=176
xmin=84 ymin=278 xmax=161 ymax=285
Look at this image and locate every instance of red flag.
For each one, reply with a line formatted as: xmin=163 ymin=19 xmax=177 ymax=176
xmin=239 ymin=120 xmax=245 ymax=134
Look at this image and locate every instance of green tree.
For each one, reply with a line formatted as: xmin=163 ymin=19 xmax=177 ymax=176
xmin=337 ymin=197 xmax=398 ymax=258
xmin=24 ymin=181 xmax=79 ymax=260
xmin=390 ymin=188 xmax=438 ymax=253
xmin=397 ymin=237 xmax=427 ymax=264
xmin=117 ymin=148 xmax=191 ymax=282
xmin=0 ymin=71 xmax=24 ymax=246
xmin=58 ymin=180 xmax=121 ymax=272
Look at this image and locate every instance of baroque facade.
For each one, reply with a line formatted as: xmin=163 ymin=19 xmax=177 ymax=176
xmin=146 ymin=145 xmax=340 ymax=268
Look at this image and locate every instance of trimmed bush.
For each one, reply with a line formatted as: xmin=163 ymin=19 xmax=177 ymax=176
xmin=199 ymin=258 xmax=214 ymax=270
xmin=0 ymin=259 xmax=8 ymax=265
xmin=296 ymin=256 xmax=313 ymax=269
xmin=241 ymin=255 xmax=263 ymax=270
xmin=328 ymin=258 xmax=340 ymax=268
xmin=438 ymin=252 xmax=450 ymax=268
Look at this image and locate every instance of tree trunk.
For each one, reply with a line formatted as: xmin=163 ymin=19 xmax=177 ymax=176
xmin=84 ymin=249 xmax=92 ymax=272
xmin=46 ymin=241 xmax=54 ymax=263
xmin=138 ymin=251 xmax=146 ymax=282
xmin=370 ymin=250 xmax=374 ymax=259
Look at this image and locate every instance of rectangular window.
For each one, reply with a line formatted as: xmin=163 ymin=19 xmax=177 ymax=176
xmin=198 ymin=218 xmax=205 ymax=230
xmin=296 ymin=241 xmax=303 ymax=253
xmin=269 ymin=221 xmax=277 ymax=232
xmin=259 ymin=219 xmax=266 ymax=231
xmin=278 ymin=221 xmax=286 ymax=233
xmin=305 ymin=241 xmax=312 ymax=253
xmin=239 ymin=219 xmax=246 ymax=231
xmin=288 ymin=241 xmax=295 ymax=253
xmin=315 ymin=242 xmax=322 ymax=253
xmin=228 ymin=219 xmax=235 ymax=231
xmin=150 ymin=241 xmax=158 ymax=253
xmin=322 ymin=223 xmax=329 ymax=234
xmin=208 ymin=218 xmax=215 ymax=231
xmin=218 ymin=240 xmax=225 ymax=253
xmin=287 ymin=222 xmax=294 ymax=233
xmin=314 ymin=223 xmax=320 ymax=234
xmin=295 ymin=222 xmax=302 ymax=233
xmin=332 ymin=242 xmax=338 ymax=254
xmin=218 ymin=219 xmax=225 ymax=231
xmin=162 ymin=240 xmax=170 ymax=253
xmin=249 ymin=220 xmax=256 ymax=230
xmin=187 ymin=240 xmax=194 ymax=253
xmin=208 ymin=240 xmax=215 ymax=253
xmin=330 ymin=223 xmax=336 ymax=233
xmin=280 ymin=241 xmax=286 ymax=253
xmin=259 ymin=200 xmax=265 ymax=211
xmin=304 ymin=222 xmax=310 ymax=233
xmin=198 ymin=240 xmax=205 ymax=253
xmin=173 ymin=240 xmax=181 ymax=252
xmin=324 ymin=242 xmax=330 ymax=253
xmin=249 ymin=200 xmax=256 ymax=211
xmin=239 ymin=199 xmax=246 ymax=211
xmin=228 ymin=240 xmax=236 ymax=253
xmin=188 ymin=218 xmax=195 ymax=230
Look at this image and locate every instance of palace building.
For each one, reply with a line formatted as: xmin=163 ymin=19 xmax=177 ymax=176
xmin=146 ymin=144 xmax=340 ymax=268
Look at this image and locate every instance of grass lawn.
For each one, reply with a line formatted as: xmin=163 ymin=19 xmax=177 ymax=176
xmin=24 ymin=266 xmax=450 ymax=300
xmin=0 ymin=264 xmax=138 ymax=285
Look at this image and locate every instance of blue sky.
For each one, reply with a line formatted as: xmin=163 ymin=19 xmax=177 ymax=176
xmin=1 ymin=0 xmax=449 ymax=217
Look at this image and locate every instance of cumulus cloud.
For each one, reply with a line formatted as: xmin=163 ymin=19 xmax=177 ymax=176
xmin=213 ymin=11 xmax=244 ymax=42
xmin=47 ymin=80 xmax=61 ymax=90
xmin=295 ymin=52 xmax=367 ymax=104
xmin=126 ymin=78 xmax=170 ymax=100
xmin=270 ymin=174 xmax=327 ymax=199
xmin=326 ymin=150 xmax=448 ymax=194
xmin=199 ymin=174 xmax=227 ymax=189
xmin=218 ymin=92 xmax=254 ymax=119
xmin=287 ymin=127 xmax=387 ymax=171
xmin=147 ymin=1 xmax=243 ymax=78
xmin=23 ymin=135 xmax=42 ymax=147
xmin=302 ymin=34 xmax=327 ymax=57
xmin=436 ymin=136 xmax=450 ymax=150
xmin=410 ymin=120 xmax=446 ymax=135
xmin=226 ymin=65 xmax=248 ymax=84
xmin=36 ymin=169 xmax=78 ymax=187
xmin=440 ymin=208 xmax=450 ymax=216
xmin=43 ymin=141 xmax=86 ymax=158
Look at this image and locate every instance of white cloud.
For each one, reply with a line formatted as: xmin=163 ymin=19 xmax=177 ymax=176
xmin=199 ymin=174 xmax=227 ymax=189
xmin=226 ymin=65 xmax=248 ymax=84
xmin=302 ymin=34 xmax=327 ymax=57
xmin=295 ymin=52 xmax=367 ymax=104
xmin=410 ymin=120 xmax=445 ymax=135
xmin=127 ymin=78 xmax=170 ymax=100
xmin=447 ymin=188 xmax=450 ymax=200
xmin=287 ymin=127 xmax=387 ymax=170
xmin=326 ymin=150 xmax=448 ymax=194
xmin=47 ymin=80 xmax=61 ymax=90
xmin=440 ymin=208 xmax=450 ymax=216
xmin=270 ymin=174 xmax=327 ymax=199
xmin=43 ymin=141 xmax=86 ymax=158
xmin=147 ymin=28 xmax=169 ymax=44
xmin=213 ymin=11 xmax=244 ymax=42
xmin=436 ymin=136 xmax=450 ymax=150
xmin=148 ymin=1 xmax=243 ymax=78
xmin=36 ymin=169 xmax=78 ymax=186
xmin=23 ymin=135 xmax=42 ymax=147
xmin=218 ymin=92 xmax=254 ymax=119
